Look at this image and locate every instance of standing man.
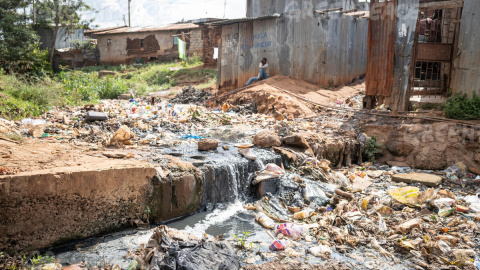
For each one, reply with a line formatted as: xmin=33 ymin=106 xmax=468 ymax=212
xmin=245 ymin=58 xmax=269 ymax=86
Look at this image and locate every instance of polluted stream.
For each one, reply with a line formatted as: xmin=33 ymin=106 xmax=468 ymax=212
xmin=49 ymin=117 xmax=480 ymax=269
xmin=54 ymin=136 xmax=411 ymax=269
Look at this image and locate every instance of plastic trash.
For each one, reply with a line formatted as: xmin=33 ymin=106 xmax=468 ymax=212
xmin=252 ymin=164 xmax=285 ymax=185
xmin=255 ymin=212 xmax=275 ymax=229
xmin=292 ymin=208 xmax=314 ymax=220
xmin=85 ymin=111 xmax=108 ymax=122
xmin=388 ymin=186 xmax=420 ymax=207
xmin=453 ymin=249 xmax=476 ymax=266
xmin=302 ymin=181 xmax=329 ymax=206
xmin=474 ymin=260 xmax=480 ymax=270
xmin=436 ymin=240 xmax=451 ymax=254
xmin=335 ymin=172 xmax=350 ymax=187
xmin=378 ymin=216 xmax=387 ymax=233
xmin=181 ymin=134 xmax=204 ymax=140
xmin=308 ymin=245 xmax=332 ymax=258
xmin=434 ymin=198 xmax=455 ymax=208
xmin=21 ymin=118 xmax=46 ymax=126
xmin=464 ymin=194 xmax=480 ymax=204
xmin=275 ymin=223 xmax=309 ymax=239
xmin=436 ymin=235 xmax=458 ymax=245
xmin=270 ymin=240 xmax=289 ymax=251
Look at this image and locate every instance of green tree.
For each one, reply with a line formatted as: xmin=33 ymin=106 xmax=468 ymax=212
xmin=35 ymin=0 xmax=95 ymax=68
xmin=0 ymin=0 xmax=50 ymax=74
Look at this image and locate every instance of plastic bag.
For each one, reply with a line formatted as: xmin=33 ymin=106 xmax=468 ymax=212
xmin=255 ymin=212 xmax=275 ymax=229
xmin=434 ymin=198 xmax=455 ymax=208
xmin=334 ymin=172 xmax=350 ymax=188
xmin=388 ymin=186 xmax=420 ymax=206
xmin=308 ymin=245 xmax=332 ymax=258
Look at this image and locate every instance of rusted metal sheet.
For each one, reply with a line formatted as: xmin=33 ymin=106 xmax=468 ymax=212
xmin=416 ymin=43 xmax=453 ymax=61
xmin=451 ymin=0 xmax=480 ymax=97
xmin=387 ymin=0 xmax=420 ymax=111
xmin=365 ymin=0 xmax=397 ymax=97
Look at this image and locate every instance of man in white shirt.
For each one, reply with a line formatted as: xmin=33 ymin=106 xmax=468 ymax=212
xmin=245 ymin=58 xmax=269 ymax=86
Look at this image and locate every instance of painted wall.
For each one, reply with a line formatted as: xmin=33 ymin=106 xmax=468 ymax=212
xmin=218 ymin=13 xmax=368 ymax=89
xmin=450 ymin=0 xmax=480 ymax=97
xmin=246 ymin=0 xmax=368 ymax=18
xmin=97 ymin=29 xmax=202 ymax=64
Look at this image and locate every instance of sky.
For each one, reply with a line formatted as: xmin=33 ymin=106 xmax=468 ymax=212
xmin=80 ymin=0 xmax=247 ymax=28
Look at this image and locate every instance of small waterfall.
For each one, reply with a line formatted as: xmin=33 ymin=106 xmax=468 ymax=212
xmin=227 ymin=164 xmax=239 ymax=201
xmin=199 ymin=148 xmax=281 ymax=209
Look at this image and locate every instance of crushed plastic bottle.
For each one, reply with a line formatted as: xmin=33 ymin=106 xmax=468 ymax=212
xmin=255 ymin=212 xmax=275 ymax=229
xmin=292 ymin=208 xmax=315 ymax=220
xmin=275 ymin=223 xmax=309 ymax=239
xmin=270 ymin=240 xmax=289 ymax=251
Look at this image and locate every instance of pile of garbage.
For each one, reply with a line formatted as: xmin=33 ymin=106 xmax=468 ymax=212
xmin=129 ymin=225 xmax=239 ymax=270
xmin=170 ymin=85 xmax=212 ymax=104
xmin=234 ymin=155 xmax=480 ymax=269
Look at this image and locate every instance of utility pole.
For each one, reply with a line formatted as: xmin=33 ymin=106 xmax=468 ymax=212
xmin=223 ymin=0 xmax=226 ymax=18
xmin=128 ymin=0 xmax=131 ymax=27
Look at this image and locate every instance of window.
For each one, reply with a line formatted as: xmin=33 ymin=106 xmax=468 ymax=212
xmin=140 ymin=39 xmax=144 ymax=48
xmin=107 ymin=39 xmax=111 ymax=46
xmin=173 ymin=36 xmax=178 ymax=45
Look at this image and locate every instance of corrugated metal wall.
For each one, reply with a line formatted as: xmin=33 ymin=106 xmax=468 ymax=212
xmin=36 ymin=28 xmax=85 ymax=50
xmin=218 ymin=14 xmax=368 ymax=89
xmin=450 ymin=0 xmax=480 ymax=97
xmin=247 ymin=0 xmax=368 ymax=18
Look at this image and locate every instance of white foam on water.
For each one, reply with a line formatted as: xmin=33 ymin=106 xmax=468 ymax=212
xmin=227 ymin=164 xmax=239 ymax=200
xmin=183 ymin=201 xmax=246 ymax=237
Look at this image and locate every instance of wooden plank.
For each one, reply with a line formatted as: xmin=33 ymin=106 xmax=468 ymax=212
xmin=419 ymin=0 xmax=463 ymax=11
xmin=416 ymin=43 xmax=453 ymax=61
xmin=366 ymin=0 xmax=397 ymax=96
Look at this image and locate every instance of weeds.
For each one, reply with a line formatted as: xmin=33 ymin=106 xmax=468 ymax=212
xmin=364 ymin=136 xmax=384 ymax=163
xmin=443 ymin=92 xmax=480 ymax=120
xmin=0 ymin=59 xmax=216 ymax=120
xmin=232 ymin=231 xmax=259 ymax=251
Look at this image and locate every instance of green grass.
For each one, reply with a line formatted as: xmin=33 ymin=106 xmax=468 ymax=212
xmin=0 ymin=58 xmax=217 ymax=120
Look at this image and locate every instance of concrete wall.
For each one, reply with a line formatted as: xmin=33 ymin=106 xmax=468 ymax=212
xmin=97 ymin=29 xmax=203 ymax=65
xmin=0 ymin=158 xmax=203 ymax=252
xmin=246 ymin=0 xmax=368 ymax=17
xmin=218 ymin=13 xmax=368 ymax=89
xmin=450 ymin=0 xmax=480 ymax=97
xmin=36 ymin=27 xmax=85 ymax=50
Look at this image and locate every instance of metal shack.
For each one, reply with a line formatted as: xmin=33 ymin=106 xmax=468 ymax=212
xmin=366 ymin=0 xmax=480 ymax=111
xmin=213 ymin=1 xmax=369 ymax=90
xmin=93 ymin=23 xmax=203 ymax=65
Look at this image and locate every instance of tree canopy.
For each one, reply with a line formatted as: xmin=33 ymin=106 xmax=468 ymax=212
xmin=0 ymin=0 xmax=50 ymax=74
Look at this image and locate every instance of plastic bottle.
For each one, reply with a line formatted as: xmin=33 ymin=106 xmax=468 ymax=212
xmin=436 ymin=235 xmax=458 ymax=245
xmin=255 ymin=212 xmax=275 ymax=229
xmin=292 ymin=209 xmax=314 ymax=220
xmin=275 ymin=223 xmax=308 ymax=238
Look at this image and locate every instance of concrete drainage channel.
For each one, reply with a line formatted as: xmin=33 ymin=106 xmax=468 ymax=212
xmin=42 ymin=144 xmax=281 ymax=268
